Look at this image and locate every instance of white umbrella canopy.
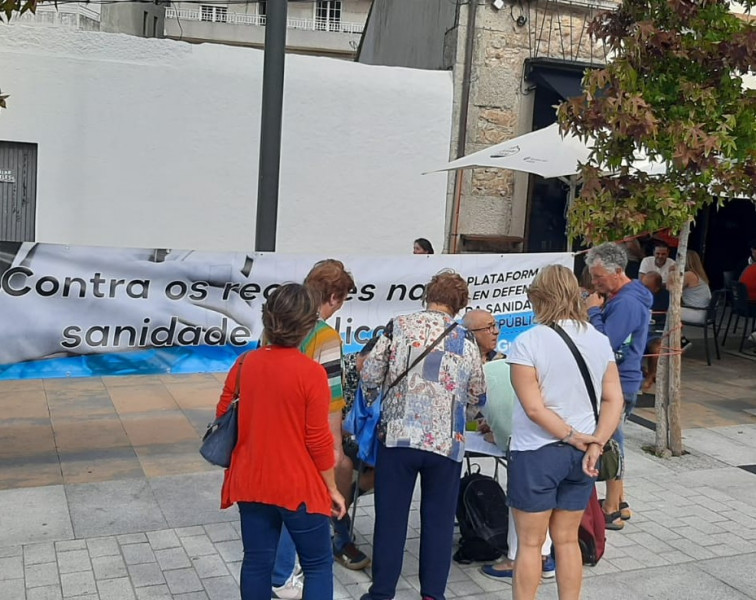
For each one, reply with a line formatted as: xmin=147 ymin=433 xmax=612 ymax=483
xmin=430 ymin=122 xmax=666 ymax=179
xmin=431 ymin=123 xmax=591 ymax=178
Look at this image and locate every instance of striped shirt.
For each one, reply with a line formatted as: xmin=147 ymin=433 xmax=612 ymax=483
xmin=300 ymin=320 xmax=346 ymax=414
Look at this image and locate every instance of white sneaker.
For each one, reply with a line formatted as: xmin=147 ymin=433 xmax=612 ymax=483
xmin=272 ymin=571 xmax=303 ymax=600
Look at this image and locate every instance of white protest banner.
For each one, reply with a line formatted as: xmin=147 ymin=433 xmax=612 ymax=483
xmin=0 ymin=242 xmax=572 ymax=379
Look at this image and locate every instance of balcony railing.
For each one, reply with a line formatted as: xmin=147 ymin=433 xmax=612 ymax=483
xmin=165 ymin=7 xmax=364 ymax=34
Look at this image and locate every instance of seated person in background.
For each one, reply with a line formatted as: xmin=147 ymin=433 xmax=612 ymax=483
xmin=641 ymin=272 xmax=668 ymax=393
xmin=681 ymin=250 xmax=712 ymax=324
xmin=740 ymin=261 xmax=756 ymax=302
xmin=639 ymin=241 xmax=676 ymax=287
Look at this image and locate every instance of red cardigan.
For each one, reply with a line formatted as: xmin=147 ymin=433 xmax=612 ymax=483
xmin=216 ymin=346 xmax=335 ymax=515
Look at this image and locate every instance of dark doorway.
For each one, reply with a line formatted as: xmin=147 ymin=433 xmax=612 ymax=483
xmin=0 ymin=141 xmax=37 ymax=242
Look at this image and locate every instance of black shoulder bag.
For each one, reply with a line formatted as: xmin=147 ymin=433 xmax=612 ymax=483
xmin=550 ymin=323 xmax=622 ymax=482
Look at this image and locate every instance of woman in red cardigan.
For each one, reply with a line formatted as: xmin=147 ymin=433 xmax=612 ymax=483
xmin=216 ymin=283 xmax=346 ymax=600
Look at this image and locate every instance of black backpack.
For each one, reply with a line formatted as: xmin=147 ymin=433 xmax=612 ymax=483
xmin=453 ymin=470 xmax=509 ymax=564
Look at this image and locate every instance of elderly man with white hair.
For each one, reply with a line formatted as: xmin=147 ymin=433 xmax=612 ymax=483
xmin=584 ymin=242 xmax=653 ymax=531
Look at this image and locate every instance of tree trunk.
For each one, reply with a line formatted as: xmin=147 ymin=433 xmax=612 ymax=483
xmin=654 ymin=337 xmax=669 ymax=454
xmin=667 ymin=222 xmax=690 ymax=456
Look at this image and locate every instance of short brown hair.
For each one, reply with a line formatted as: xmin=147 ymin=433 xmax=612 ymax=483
xmin=527 ymin=265 xmax=587 ymax=326
xmin=304 ymin=259 xmax=355 ymax=304
xmin=262 ymin=283 xmax=319 ymax=347
xmin=423 ymin=270 xmax=469 ymax=315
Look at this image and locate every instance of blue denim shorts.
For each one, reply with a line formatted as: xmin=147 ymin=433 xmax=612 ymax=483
xmin=507 ymin=442 xmax=596 ymax=513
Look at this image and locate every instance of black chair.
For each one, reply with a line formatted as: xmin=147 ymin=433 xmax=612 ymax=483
xmin=722 ymin=282 xmax=756 ymax=353
xmin=681 ymin=291 xmax=722 ymax=365
xmin=716 ymin=271 xmax=736 ymax=332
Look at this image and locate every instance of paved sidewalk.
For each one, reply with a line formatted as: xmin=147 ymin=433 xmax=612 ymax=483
xmin=1 ymin=331 xmax=755 ymax=600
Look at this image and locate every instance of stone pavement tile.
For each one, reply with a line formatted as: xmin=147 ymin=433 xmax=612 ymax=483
xmin=657 ymin=550 xmax=695 ymax=564
xmin=52 ymin=417 xmax=131 ymax=454
xmin=587 ymin=560 xmax=753 ymax=600
xmin=446 ymin=578 xmax=486 ymax=597
xmin=0 ymin=485 xmax=73 ymax=547
xmin=55 ymin=540 xmax=87 ymax=552
xmin=97 ymin=576 xmax=137 ymax=600
xmin=674 ymin=525 xmax=725 ymax=546
xmin=92 ymin=555 xmax=128 ymax=580
xmin=127 ymin=563 xmax=165 ymax=588
xmin=117 ymin=534 xmax=148 ymax=545
xmin=191 ymin=555 xmax=228 ymax=579
xmin=212 ymin=540 xmax=242 ymax=565
xmin=720 ymin=510 xmax=756 ymax=529
xmin=163 ymin=568 xmax=203 ymax=594
xmin=0 ymin=578 xmax=26 ymax=600
xmin=622 ymin=531 xmax=676 ymax=554
xmin=134 ymin=584 xmax=172 ymax=600
xmin=25 ymin=543 xmax=57 ymax=567
xmin=0 ymin=555 xmax=24 ymax=580
xmin=60 ymin=570 xmax=97 ymax=597
xmin=87 ymin=536 xmax=120 ymax=558
xmin=202 ymin=575 xmax=240 ymax=600
xmin=65 ymin=479 xmax=167 ymax=538
xmin=108 ymin=384 xmax=179 ymax=415
xmin=120 ymin=412 xmax=196 ymax=448
xmin=343 ymin=581 xmax=371 ymax=600
xmin=226 ymin=561 xmax=240 ymax=584
xmin=47 ymin=389 xmax=116 ymax=422
xmin=0 ymin=456 xmax=63 ymax=491
xmin=27 ymin=584 xmax=63 ymax=600
xmin=682 ymin=428 xmax=756 ymax=466
xmin=605 ymin=556 xmax=646 ymax=571
xmin=203 ymin=523 xmax=238 ymax=543
xmin=149 ymin=472 xmax=234 ymax=529
xmin=57 ymin=549 xmax=92 ymax=574
xmin=174 ymin=592 xmax=209 ymax=600
xmin=174 ymin=527 xmax=205 ymax=538
xmin=333 ymin=578 xmax=351 ymax=599
xmin=59 ymin=447 xmax=144 ymax=486
xmin=679 ymin=514 xmax=729 ymax=533
xmin=25 ymin=562 xmax=59 ymax=588
xmin=0 ymin=545 xmax=22 ymax=558
xmin=0 ymin=390 xmax=50 ymax=421
xmin=698 ymin=553 xmax=756 ymax=598
xmin=665 ymin=537 xmax=717 ymax=560
xmin=134 ymin=442 xmax=215 ymax=479
xmin=181 ymin=535 xmax=217 ymax=558
xmin=121 ymin=543 xmax=156 ymax=566
xmin=154 ymin=547 xmax=191 ymax=571
xmin=146 ymin=530 xmax=181 ymax=551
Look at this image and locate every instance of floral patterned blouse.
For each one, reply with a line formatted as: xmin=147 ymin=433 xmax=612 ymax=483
xmin=360 ymin=310 xmax=487 ymax=462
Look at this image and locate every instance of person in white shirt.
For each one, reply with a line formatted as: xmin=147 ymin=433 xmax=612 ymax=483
xmin=505 ymin=265 xmax=624 ymax=600
xmin=638 ymin=241 xmax=676 ymax=286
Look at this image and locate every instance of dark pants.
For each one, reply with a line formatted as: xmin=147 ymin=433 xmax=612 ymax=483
xmin=238 ymin=502 xmax=332 ymax=600
xmin=369 ymin=444 xmax=462 ymax=600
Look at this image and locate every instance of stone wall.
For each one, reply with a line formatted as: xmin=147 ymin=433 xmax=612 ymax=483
xmin=452 ymin=1 xmax=610 ymax=247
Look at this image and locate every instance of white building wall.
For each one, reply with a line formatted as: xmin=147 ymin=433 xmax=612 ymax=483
xmin=0 ymin=25 xmax=453 ymax=255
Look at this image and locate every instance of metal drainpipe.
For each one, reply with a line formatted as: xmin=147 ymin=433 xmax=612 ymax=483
xmin=447 ymin=0 xmax=478 ymax=254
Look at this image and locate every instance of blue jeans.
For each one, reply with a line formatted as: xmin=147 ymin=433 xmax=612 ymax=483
xmin=368 ymin=444 xmax=462 ymax=600
xmin=611 ymin=392 xmax=639 ymax=473
xmin=332 ymin=514 xmax=353 ymax=553
xmin=272 ymin=527 xmax=296 ymax=587
xmin=238 ymin=502 xmax=332 ymax=600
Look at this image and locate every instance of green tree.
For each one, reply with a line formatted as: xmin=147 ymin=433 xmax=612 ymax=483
xmin=1 ymin=0 xmax=38 ymax=21
xmin=558 ymin=0 xmax=756 ymax=455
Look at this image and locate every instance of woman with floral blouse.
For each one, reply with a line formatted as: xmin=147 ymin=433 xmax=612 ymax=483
xmin=358 ymin=271 xmax=486 ymax=600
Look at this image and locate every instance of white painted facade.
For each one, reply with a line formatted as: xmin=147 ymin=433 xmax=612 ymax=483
xmin=0 ymin=25 xmax=453 ymax=255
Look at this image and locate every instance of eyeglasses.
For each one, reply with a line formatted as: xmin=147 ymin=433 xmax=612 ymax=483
xmin=471 ymin=323 xmax=499 ymax=334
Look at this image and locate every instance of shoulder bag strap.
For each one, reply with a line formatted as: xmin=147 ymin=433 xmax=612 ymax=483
xmin=386 ymin=321 xmax=459 ymax=393
xmin=550 ymin=323 xmax=599 ymax=424
xmin=232 ymin=351 xmax=251 ymax=401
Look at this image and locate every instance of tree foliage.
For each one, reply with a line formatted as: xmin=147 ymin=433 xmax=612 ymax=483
xmin=1 ymin=0 xmax=39 ymax=21
xmin=558 ymin=0 xmax=756 ymax=244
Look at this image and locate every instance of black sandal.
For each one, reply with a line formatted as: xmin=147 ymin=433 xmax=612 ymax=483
xmin=599 ymin=498 xmax=632 ymax=521
xmin=603 ymin=510 xmax=625 ymax=530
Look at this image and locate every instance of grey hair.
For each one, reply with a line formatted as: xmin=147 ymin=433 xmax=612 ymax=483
xmin=585 ymin=242 xmax=628 ymax=273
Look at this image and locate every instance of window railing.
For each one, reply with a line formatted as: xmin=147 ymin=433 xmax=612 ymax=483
xmin=165 ymin=7 xmax=364 ymax=34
